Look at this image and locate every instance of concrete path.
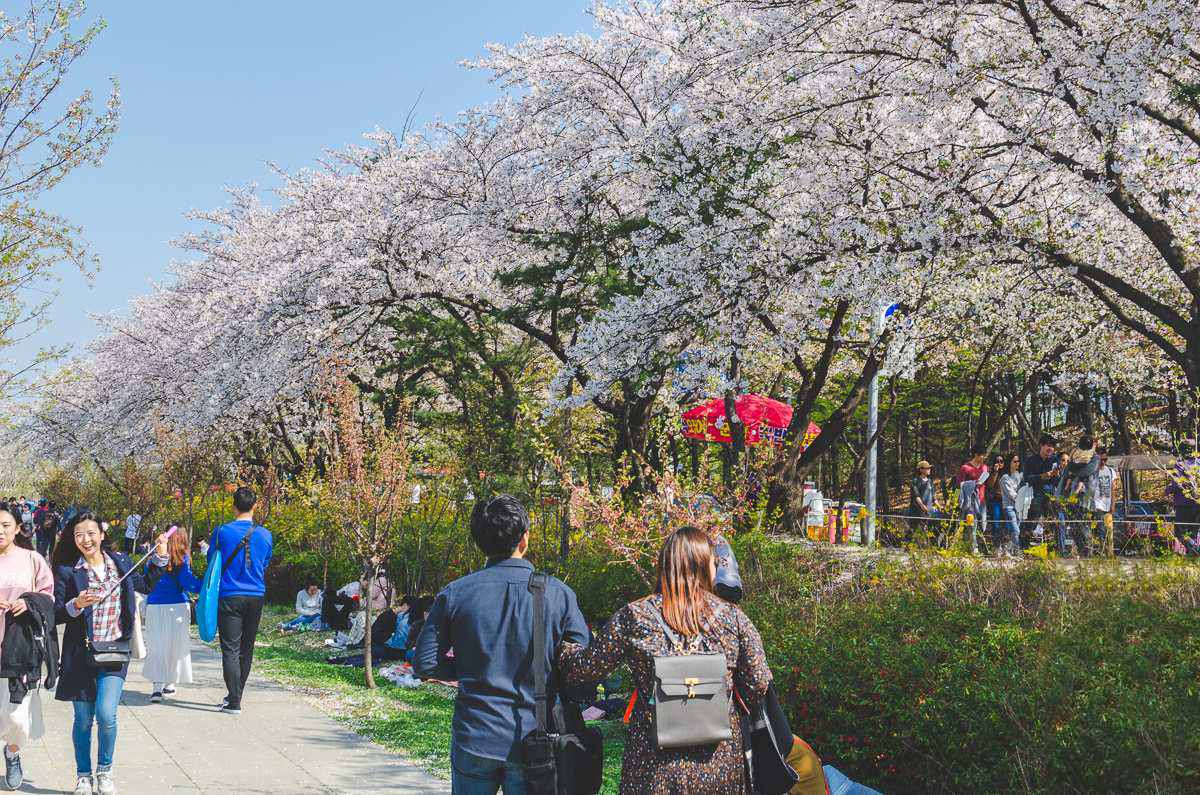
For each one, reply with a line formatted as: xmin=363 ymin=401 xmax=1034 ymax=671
xmin=16 ymin=638 xmax=450 ymax=794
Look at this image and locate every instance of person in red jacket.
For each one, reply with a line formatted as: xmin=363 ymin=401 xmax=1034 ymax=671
xmin=958 ymin=446 xmax=990 ymax=504
xmin=957 ymin=446 xmax=990 ymax=548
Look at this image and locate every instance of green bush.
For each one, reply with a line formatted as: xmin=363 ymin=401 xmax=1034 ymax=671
xmin=742 ymin=550 xmax=1200 ymax=794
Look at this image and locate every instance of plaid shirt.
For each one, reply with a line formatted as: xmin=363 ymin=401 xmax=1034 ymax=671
xmin=77 ymin=555 xmax=123 ymax=642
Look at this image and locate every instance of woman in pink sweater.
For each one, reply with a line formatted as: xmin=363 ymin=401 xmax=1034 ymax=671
xmin=0 ymin=506 xmax=54 ymax=789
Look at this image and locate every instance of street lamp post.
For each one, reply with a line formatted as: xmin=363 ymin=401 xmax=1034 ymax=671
xmin=864 ymin=303 xmax=898 ymax=547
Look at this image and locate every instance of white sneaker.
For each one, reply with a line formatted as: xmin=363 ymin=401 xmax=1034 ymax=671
xmin=95 ymin=770 xmax=117 ymax=794
xmin=72 ymin=775 xmax=93 ymax=795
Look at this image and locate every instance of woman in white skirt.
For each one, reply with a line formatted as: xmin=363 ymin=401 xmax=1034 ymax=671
xmin=0 ymin=506 xmax=53 ymax=789
xmin=142 ymin=524 xmax=201 ymax=702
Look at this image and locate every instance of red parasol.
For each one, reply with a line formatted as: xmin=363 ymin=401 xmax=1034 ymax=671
xmin=680 ymin=395 xmax=820 ymax=448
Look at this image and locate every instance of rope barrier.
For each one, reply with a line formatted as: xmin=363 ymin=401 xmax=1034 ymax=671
xmin=873 ymin=512 xmax=1177 ymax=526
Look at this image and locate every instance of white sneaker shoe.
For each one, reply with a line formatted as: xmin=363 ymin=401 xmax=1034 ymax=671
xmin=72 ymin=775 xmax=93 ymax=795
xmin=95 ymin=770 xmax=117 ymax=794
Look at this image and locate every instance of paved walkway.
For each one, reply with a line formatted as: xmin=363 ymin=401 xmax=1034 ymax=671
xmin=18 ymin=638 xmax=449 ymax=794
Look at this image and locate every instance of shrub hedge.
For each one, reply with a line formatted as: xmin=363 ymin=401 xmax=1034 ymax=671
xmin=731 ymin=540 xmax=1200 ymax=794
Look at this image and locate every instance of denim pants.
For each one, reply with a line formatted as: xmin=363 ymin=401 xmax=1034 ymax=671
xmin=281 ymin=613 xmax=322 ymax=630
xmin=72 ymin=670 xmax=124 ymax=775
xmin=1056 ymin=509 xmax=1070 ymax=554
xmin=824 ymin=765 xmax=884 ymax=795
xmin=451 ymin=743 xmax=526 ymax=795
xmin=988 ymin=500 xmax=1005 ymax=548
xmin=1002 ymin=505 xmax=1021 ymax=549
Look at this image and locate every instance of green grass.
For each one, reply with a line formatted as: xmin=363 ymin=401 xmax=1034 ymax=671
xmin=251 ymin=605 xmax=626 ymax=791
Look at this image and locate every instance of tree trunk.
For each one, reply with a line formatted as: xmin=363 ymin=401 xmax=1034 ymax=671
xmin=362 ymin=562 xmax=377 ymax=690
xmin=723 ymin=351 xmax=747 ymax=478
xmin=1078 ymin=386 xmax=1095 ymax=436
xmin=1111 ymin=389 xmax=1135 ymax=455
xmin=769 ymin=354 xmax=883 ymax=532
xmin=558 ymin=500 xmax=571 ymax=568
xmin=613 ymin=388 xmax=656 ymax=497
xmin=1030 ymin=377 xmax=1042 ymax=438
xmin=1167 ymin=389 xmax=1181 ymax=449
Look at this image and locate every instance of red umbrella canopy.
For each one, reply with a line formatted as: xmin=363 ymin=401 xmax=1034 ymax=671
xmin=681 ymin=395 xmax=820 ymax=448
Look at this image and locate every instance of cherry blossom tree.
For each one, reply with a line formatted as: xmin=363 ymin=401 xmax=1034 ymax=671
xmin=0 ymin=0 xmax=119 ymax=397
xmin=15 ymin=0 xmax=1194 ymax=525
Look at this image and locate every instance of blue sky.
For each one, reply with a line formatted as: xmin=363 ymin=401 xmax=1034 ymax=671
xmin=24 ymin=1 xmax=595 ymax=366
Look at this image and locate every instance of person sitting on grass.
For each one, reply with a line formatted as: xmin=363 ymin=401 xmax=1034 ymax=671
xmin=279 ymin=584 xmax=323 ymax=632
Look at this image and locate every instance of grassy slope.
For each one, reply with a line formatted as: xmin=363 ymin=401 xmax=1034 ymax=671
xmin=250 ymin=605 xmax=626 ymax=791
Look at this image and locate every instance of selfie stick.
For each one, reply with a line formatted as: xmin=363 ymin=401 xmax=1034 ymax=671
xmin=99 ymin=526 xmax=179 ymax=596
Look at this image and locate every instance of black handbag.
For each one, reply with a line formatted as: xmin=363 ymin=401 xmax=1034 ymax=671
xmin=519 ymin=572 xmax=603 ymax=795
xmin=86 ymin=639 xmax=131 ymax=670
xmin=743 ymin=683 xmax=800 ymax=795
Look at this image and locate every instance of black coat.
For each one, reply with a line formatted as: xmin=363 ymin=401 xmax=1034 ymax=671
xmin=53 ymin=551 xmax=164 ymax=702
xmin=0 ymin=592 xmax=58 ymax=704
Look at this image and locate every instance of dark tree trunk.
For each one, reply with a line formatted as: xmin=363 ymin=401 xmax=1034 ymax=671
xmin=559 ymin=501 xmax=571 ymax=568
xmin=723 ymin=351 xmax=747 ymax=478
xmin=831 ymin=441 xmax=840 ymax=496
xmin=1030 ymin=378 xmax=1043 ymax=437
xmin=768 ymin=353 xmax=883 ymax=532
xmin=362 ymin=561 xmax=378 ymax=690
xmin=1167 ymin=389 xmax=1181 ymax=449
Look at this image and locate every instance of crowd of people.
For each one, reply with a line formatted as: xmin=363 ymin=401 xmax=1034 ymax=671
xmin=0 ymin=486 xmax=275 ymax=795
xmin=908 ymin=434 xmax=1199 ymax=557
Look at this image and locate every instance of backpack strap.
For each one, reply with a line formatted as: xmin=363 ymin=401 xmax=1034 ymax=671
xmin=651 ymin=606 xmax=684 ymax=652
xmin=527 ymin=571 xmax=549 ymax=733
xmin=228 ymin=525 xmax=256 ymax=571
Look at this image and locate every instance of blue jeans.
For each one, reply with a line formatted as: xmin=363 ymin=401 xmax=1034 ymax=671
xmin=988 ymin=500 xmax=1005 ymax=548
xmin=72 ymin=671 xmax=124 ymax=775
xmin=1002 ymin=505 xmax=1021 ymax=549
xmin=824 ymin=765 xmax=884 ymax=795
xmin=281 ymin=613 xmax=323 ymax=630
xmin=451 ymin=743 xmax=526 ymax=795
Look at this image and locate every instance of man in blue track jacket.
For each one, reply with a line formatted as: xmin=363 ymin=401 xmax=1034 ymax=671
xmin=207 ymin=486 xmax=273 ymax=715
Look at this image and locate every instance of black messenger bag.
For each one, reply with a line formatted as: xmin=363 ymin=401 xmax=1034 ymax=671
xmin=519 ymin=572 xmax=603 ymax=795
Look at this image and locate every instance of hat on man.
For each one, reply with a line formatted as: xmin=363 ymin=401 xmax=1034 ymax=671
xmin=916 ymin=460 xmax=931 ymax=470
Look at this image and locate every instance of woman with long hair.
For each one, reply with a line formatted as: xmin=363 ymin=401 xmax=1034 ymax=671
xmin=1000 ymin=454 xmax=1024 ymax=555
xmin=53 ymin=510 xmax=168 ymax=795
xmin=986 ymin=453 xmax=1007 ymax=554
xmin=558 ymin=527 xmax=772 ymax=793
xmin=0 ymin=506 xmax=53 ymax=789
xmin=142 ymin=523 xmax=201 ymax=702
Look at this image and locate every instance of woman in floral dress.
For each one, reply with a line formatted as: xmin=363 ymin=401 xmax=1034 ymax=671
xmin=558 ymin=526 xmax=772 ymax=794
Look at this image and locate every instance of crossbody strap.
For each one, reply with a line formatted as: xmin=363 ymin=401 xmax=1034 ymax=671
xmin=527 ymin=571 xmax=548 ymax=733
xmin=227 ymin=525 xmax=256 ymax=571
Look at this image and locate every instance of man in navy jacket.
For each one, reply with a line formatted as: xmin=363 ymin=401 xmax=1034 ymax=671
xmin=1022 ymin=434 xmax=1059 ymax=542
xmin=415 ymin=495 xmax=589 ymax=794
xmin=207 ymin=487 xmax=273 ymax=715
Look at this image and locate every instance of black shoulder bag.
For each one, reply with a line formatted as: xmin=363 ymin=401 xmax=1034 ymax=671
xmin=519 ymin=572 xmax=603 ymax=795
xmin=742 ymin=682 xmax=801 ymax=795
